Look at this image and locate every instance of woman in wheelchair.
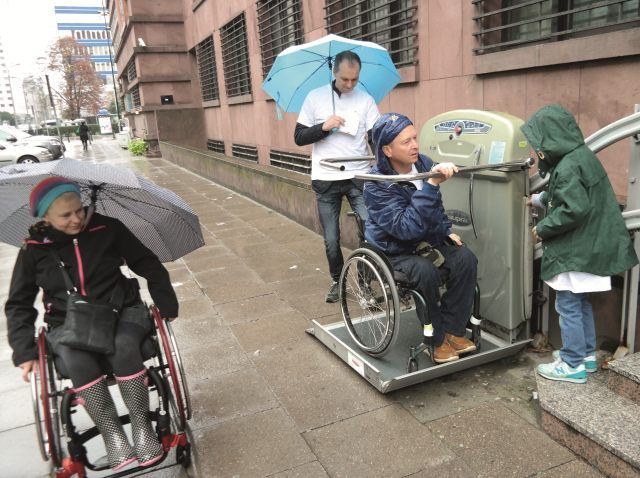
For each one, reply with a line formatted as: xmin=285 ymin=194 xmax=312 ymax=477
xmin=5 ymin=178 xmax=179 ymax=471
xmin=363 ymin=113 xmax=478 ymax=363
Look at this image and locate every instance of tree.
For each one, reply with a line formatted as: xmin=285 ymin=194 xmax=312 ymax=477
xmin=0 ymin=111 xmax=16 ymax=126
xmin=43 ymin=37 xmax=105 ymax=119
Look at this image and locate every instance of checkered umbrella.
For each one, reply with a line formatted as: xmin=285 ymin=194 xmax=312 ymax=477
xmin=0 ymin=159 xmax=205 ymax=262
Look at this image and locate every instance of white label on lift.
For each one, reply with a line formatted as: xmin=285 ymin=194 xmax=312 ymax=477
xmin=347 ymin=351 xmax=365 ymax=376
xmin=489 ymin=141 xmax=507 ymax=164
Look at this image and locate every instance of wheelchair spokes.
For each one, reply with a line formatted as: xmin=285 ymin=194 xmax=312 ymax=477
xmin=340 ymin=249 xmax=401 ymax=357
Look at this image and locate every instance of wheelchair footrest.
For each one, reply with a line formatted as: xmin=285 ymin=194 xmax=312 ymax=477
xmin=57 ymin=457 xmax=87 ymax=478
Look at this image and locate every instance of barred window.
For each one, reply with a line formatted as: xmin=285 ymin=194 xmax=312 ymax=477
xmin=131 ymin=85 xmax=140 ymax=107
xmin=473 ymin=0 xmax=640 ymax=53
xmin=324 ymin=0 xmax=417 ymax=68
xmin=220 ymin=13 xmax=253 ymax=98
xmin=127 ymin=58 xmax=137 ymax=82
xmin=256 ymin=0 xmax=304 ymax=78
xmin=270 ymin=149 xmax=311 ymax=175
xmin=196 ymin=36 xmax=220 ymax=102
xmin=232 ymin=143 xmax=258 ymax=162
xmin=207 ymin=139 xmax=225 ymax=154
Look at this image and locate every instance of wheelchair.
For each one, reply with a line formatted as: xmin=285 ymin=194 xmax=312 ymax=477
xmin=30 ymin=304 xmax=192 ymax=478
xmin=339 ymin=212 xmax=483 ymax=373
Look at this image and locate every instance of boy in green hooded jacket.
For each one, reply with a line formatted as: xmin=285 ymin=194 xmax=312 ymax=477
xmin=522 ymin=105 xmax=638 ymax=384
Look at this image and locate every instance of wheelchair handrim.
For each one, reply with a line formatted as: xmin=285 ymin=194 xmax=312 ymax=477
xmin=340 ymin=251 xmax=400 ymax=356
xmin=152 ymin=306 xmax=187 ymax=430
xmin=37 ymin=329 xmax=62 ymax=468
xmin=165 ymin=320 xmax=192 ymax=421
xmin=30 ymin=371 xmax=49 ymax=461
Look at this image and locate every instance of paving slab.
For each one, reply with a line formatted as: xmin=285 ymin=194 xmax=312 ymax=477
xmin=242 ymin=251 xmax=301 ymax=270
xmin=173 ymin=295 xmax=217 ymax=321
xmin=188 ymin=368 xmax=278 ymax=430
xmin=183 ymin=254 xmax=241 ymax=274
xmin=191 ymin=408 xmax=315 ymax=478
xmin=252 ymin=338 xmax=340 ymax=388
xmin=219 ymin=233 xmax=272 ymax=249
xmin=428 ymin=402 xmax=574 ymax=478
xmin=403 ymin=457 xmax=479 ymax=478
xmin=193 ymin=264 xmax=261 ymax=289
xmin=303 ymin=404 xmax=459 ymax=478
xmin=0 ymin=359 xmax=29 ymax=393
xmin=252 ymin=262 xmax=324 ymax=284
xmin=230 ymin=312 xmax=311 ymax=352
xmin=172 ymin=280 xmax=205 ymax=302
xmin=284 ymin=292 xmax=340 ymax=320
xmin=0 ymin=386 xmax=34 ymax=432
xmin=269 ymin=275 xmax=335 ymax=302
xmin=210 ymin=225 xmax=257 ymax=238
xmin=536 ymin=460 xmax=604 ymax=477
xmin=215 ymin=293 xmax=298 ymax=325
xmin=203 ymin=281 xmax=272 ymax=305
xmin=232 ymin=241 xmax=287 ymax=258
xmin=267 ymin=461 xmax=329 ymax=478
xmin=181 ymin=340 xmax=253 ymax=383
xmin=273 ymin=366 xmax=394 ymax=432
xmin=0 ymin=425 xmax=53 ymax=477
xmin=168 ymin=316 xmax=234 ymax=350
xmin=181 ymin=245 xmax=232 ymax=263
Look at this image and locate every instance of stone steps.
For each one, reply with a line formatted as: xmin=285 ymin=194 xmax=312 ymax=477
xmin=536 ymin=353 xmax=640 ymax=478
xmin=608 ymin=353 xmax=640 ymax=406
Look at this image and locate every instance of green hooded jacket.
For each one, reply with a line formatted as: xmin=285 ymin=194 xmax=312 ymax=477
xmin=520 ymin=104 xmax=638 ymax=281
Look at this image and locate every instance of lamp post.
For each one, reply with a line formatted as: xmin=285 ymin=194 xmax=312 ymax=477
xmin=6 ymin=63 xmax=20 ymax=127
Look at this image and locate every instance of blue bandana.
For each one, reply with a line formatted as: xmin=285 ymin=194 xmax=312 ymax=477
xmin=372 ymin=113 xmax=413 ymax=164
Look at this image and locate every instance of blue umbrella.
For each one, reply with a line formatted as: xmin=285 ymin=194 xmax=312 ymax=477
xmin=261 ymin=34 xmax=401 ymax=120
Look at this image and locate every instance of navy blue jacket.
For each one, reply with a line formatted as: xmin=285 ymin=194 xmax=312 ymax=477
xmin=363 ymin=154 xmax=451 ymax=255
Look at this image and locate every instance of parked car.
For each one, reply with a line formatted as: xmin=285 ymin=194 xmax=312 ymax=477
xmin=0 ymin=125 xmax=65 ymax=159
xmin=0 ymin=139 xmax=54 ymax=164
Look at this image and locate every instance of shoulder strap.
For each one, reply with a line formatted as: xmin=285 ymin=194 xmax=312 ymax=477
xmin=49 ymin=247 xmax=77 ymax=294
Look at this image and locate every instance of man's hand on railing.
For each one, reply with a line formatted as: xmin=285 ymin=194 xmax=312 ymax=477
xmin=427 ymin=162 xmax=458 ymax=186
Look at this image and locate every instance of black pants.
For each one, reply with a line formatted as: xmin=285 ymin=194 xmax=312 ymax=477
xmin=389 ymin=245 xmax=478 ymax=347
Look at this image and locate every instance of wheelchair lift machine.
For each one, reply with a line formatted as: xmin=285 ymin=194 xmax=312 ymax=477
xmin=308 ymin=110 xmax=541 ymax=393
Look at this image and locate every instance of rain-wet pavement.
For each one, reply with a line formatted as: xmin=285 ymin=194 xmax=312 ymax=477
xmin=0 ymin=138 xmax=605 ymax=477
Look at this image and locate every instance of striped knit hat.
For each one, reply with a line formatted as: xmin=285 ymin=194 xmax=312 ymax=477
xmin=30 ymin=177 xmax=82 ymax=217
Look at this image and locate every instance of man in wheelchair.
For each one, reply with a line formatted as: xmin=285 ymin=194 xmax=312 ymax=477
xmin=363 ymin=113 xmax=478 ymax=363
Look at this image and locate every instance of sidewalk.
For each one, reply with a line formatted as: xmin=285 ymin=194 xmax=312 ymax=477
xmin=0 ymin=139 xmax=604 ymax=478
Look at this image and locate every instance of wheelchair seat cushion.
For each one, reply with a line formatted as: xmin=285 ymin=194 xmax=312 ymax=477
xmin=52 ymin=335 xmax=159 ymax=380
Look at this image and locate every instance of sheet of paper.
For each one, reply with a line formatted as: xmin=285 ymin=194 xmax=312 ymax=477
xmin=338 ymin=111 xmax=360 ymax=136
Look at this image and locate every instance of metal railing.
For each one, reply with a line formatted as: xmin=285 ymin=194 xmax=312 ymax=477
xmin=256 ymin=0 xmax=304 ymax=79
xmin=270 ymin=149 xmax=311 ymax=175
xmin=207 ymin=139 xmax=225 ymax=154
xmin=196 ymin=35 xmax=220 ymax=102
xmin=127 ymin=58 xmax=137 ymax=82
xmin=131 ymin=84 xmax=140 ymax=108
xmin=232 ymin=143 xmax=259 ymax=162
xmin=324 ymin=0 xmax=418 ymax=68
xmin=220 ymin=13 xmax=253 ymax=98
xmin=473 ymin=0 xmax=640 ymax=53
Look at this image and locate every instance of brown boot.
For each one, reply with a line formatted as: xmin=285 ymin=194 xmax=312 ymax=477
xmin=445 ymin=333 xmax=476 ymax=354
xmin=426 ymin=341 xmax=459 ymax=363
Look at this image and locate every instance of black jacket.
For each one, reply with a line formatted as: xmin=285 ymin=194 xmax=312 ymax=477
xmin=5 ymin=210 xmax=178 ymax=366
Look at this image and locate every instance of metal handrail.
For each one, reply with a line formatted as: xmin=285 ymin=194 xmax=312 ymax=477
xmin=319 ymin=156 xmax=375 ymax=171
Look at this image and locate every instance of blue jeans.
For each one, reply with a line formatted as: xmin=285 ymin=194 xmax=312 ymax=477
xmin=314 ymin=179 xmax=368 ymax=282
xmin=555 ymin=290 xmax=596 ymax=368
xmin=389 ymin=245 xmax=478 ymax=347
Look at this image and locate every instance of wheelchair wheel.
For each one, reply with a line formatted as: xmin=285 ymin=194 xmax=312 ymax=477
xmin=32 ymin=328 xmax=63 ymax=468
xmin=151 ymin=305 xmax=192 ymax=431
xmin=339 ymin=248 xmax=401 ymax=358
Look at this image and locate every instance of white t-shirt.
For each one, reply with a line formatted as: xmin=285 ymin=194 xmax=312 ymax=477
xmin=545 ymin=272 xmax=611 ymax=294
xmin=409 ymin=163 xmax=424 ymax=190
xmin=298 ymin=84 xmax=380 ymax=181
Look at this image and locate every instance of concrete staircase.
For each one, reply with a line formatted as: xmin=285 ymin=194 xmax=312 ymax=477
xmin=536 ymin=353 xmax=640 ymax=477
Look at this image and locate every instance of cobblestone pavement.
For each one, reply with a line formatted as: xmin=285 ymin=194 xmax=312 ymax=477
xmin=1 ymin=139 xmax=604 ymax=478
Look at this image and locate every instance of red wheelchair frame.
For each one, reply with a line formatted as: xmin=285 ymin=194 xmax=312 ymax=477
xmin=30 ymin=304 xmax=192 ymax=478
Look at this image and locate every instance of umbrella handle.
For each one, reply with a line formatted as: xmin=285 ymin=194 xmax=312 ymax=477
xmin=329 ymin=127 xmax=338 ymax=136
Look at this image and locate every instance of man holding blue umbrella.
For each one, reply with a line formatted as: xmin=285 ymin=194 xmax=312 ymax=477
xmin=294 ymin=50 xmax=380 ymax=303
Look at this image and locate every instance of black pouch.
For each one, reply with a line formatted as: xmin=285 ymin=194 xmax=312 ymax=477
xmin=50 ymin=248 xmax=123 ymax=355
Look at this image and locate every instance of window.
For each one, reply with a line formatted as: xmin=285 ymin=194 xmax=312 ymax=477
xmin=473 ymin=0 xmax=640 ymax=53
xmin=270 ymin=149 xmax=311 ymax=175
xmin=324 ymin=0 xmax=418 ymax=68
xmin=127 ymin=58 xmax=137 ymax=82
xmin=131 ymin=84 xmax=140 ymax=107
xmin=195 ymin=35 xmax=220 ymax=102
xmin=232 ymin=143 xmax=258 ymax=162
xmin=256 ymin=0 xmax=304 ymax=78
xmin=207 ymin=139 xmax=225 ymax=154
xmin=220 ymin=13 xmax=253 ymax=98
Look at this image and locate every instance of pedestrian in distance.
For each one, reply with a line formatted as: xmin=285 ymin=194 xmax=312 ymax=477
xmin=6 ymin=177 xmax=179 ymax=470
xmin=78 ymin=121 xmax=90 ymax=151
xmin=294 ymin=50 xmax=380 ymax=303
xmin=523 ymin=105 xmax=638 ymax=383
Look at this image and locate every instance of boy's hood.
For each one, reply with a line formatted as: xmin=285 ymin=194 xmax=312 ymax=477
xmin=520 ymin=104 xmax=585 ymax=178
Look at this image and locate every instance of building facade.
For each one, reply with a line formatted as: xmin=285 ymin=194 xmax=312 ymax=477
xmin=0 ymin=37 xmax=14 ymax=112
xmin=54 ymin=0 xmax=118 ymax=86
xmin=110 ymin=0 xmax=640 ymax=200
